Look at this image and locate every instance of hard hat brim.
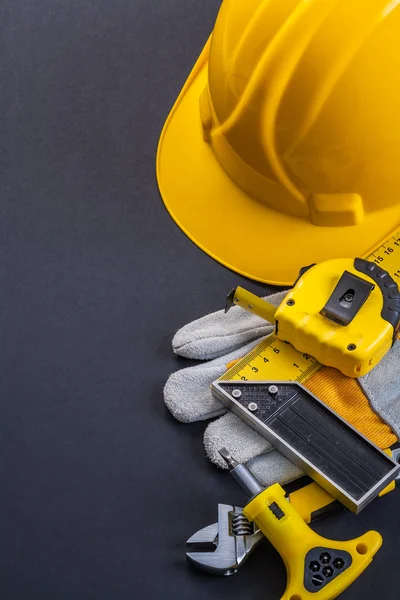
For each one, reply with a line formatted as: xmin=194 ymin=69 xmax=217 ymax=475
xmin=157 ymin=40 xmax=400 ymax=285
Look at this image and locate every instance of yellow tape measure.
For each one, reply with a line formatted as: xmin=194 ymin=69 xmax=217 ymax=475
xmin=220 ymin=227 xmax=400 ymax=383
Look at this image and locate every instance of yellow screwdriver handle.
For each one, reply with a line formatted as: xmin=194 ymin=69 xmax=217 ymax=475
xmin=244 ymin=484 xmax=382 ymax=600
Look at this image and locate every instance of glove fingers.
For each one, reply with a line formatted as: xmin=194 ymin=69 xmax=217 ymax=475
xmin=164 ymin=337 xmax=266 ymax=423
xmin=203 ymin=412 xmax=272 ymax=466
xmin=173 ymin=291 xmax=287 ymax=360
xmin=247 ymin=451 xmax=304 ymax=488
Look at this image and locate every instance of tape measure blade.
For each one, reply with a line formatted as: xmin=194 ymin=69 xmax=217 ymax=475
xmin=220 ymin=334 xmax=321 ymax=383
xmin=219 ymin=335 xmax=276 ymax=381
xmin=367 ymin=228 xmax=400 ymax=282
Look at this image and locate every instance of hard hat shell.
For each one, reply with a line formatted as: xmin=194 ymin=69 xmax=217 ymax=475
xmin=157 ymin=0 xmax=400 ymax=285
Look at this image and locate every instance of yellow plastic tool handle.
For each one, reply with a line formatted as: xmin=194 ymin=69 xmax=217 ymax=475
xmin=289 ymin=482 xmax=336 ymax=523
xmin=226 ymin=286 xmax=277 ymax=323
xmin=244 ymin=484 xmax=382 ymax=600
xmin=288 ymin=477 xmax=395 ymax=525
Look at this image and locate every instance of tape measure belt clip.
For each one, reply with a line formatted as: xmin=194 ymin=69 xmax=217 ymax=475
xmin=320 ymin=268 xmax=375 ymax=327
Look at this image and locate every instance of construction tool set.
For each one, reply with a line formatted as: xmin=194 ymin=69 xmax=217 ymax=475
xmin=181 ymin=227 xmax=400 ymax=599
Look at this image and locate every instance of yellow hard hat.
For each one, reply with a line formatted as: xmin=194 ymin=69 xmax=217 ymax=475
xmin=157 ymin=0 xmax=400 ymax=285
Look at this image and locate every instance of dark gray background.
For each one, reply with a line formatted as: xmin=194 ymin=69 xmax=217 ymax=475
xmin=0 ymin=1 xmax=398 ymax=598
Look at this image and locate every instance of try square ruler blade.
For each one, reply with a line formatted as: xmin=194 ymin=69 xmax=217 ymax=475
xmin=211 ymin=381 xmax=400 ymax=513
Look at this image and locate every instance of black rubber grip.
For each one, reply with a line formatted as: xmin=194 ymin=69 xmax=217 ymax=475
xmin=354 ymin=258 xmax=400 ymax=344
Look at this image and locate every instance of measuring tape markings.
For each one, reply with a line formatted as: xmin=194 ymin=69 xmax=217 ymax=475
xmin=220 ymin=228 xmax=400 ymax=383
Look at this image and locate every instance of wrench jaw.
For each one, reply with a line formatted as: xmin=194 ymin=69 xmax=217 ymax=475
xmin=186 ymin=504 xmax=264 ymax=576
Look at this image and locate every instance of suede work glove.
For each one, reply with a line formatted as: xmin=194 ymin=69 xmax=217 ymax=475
xmin=164 ymin=292 xmax=399 ymax=488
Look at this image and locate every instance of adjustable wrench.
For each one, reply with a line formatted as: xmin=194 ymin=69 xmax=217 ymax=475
xmin=187 ymin=448 xmax=400 ymax=577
